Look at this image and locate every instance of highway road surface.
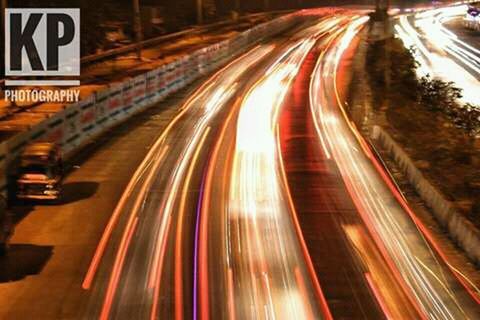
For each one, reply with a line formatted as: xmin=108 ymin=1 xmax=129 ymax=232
xmin=81 ymin=16 xmax=338 ymax=320
xmin=278 ymin=23 xmax=419 ymax=319
xmin=311 ymin=13 xmax=480 ymax=319
xmin=83 ymin=10 xmax=480 ymax=319
xmin=2 ymin=8 xmax=480 ymax=320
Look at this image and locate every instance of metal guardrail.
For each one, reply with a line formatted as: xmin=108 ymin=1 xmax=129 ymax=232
xmin=80 ymin=27 xmax=199 ymax=64
xmin=0 ymin=11 xmax=291 ymax=87
xmin=0 ymin=26 xmax=202 ymax=88
xmin=80 ymin=11 xmax=292 ymax=65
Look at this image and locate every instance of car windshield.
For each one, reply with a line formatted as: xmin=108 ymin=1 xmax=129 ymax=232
xmin=20 ymin=164 xmax=48 ymax=175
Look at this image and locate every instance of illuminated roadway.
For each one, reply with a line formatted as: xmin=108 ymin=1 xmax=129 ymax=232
xmin=394 ymin=4 xmax=480 ymax=104
xmin=78 ymin=10 xmax=480 ymax=320
xmin=278 ymin=21 xmax=419 ymax=319
xmin=199 ymin=22 xmax=335 ymax=319
xmin=311 ymin=11 xmax=480 ymax=319
xmin=82 ymin=16 xmax=337 ymax=319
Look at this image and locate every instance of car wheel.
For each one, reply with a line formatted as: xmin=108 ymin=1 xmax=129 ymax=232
xmin=54 ymin=191 xmax=63 ymax=205
xmin=0 ymin=243 xmax=8 ymax=256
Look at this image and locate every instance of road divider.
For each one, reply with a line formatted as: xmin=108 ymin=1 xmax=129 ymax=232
xmin=372 ymin=125 xmax=480 ymax=265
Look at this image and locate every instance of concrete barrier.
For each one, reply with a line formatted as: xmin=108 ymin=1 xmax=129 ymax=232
xmin=464 ymin=15 xmax=480 ymax=31
xmin=1 ymin=12 xmax=301 ymax=198
xmin=372 ymin=125 xmax=480 ymax=264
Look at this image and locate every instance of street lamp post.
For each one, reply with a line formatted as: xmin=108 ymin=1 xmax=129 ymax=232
xmin=1 ymin=0 xmax=6 ymax=40
xmin=264 ymin=0 xmax=269 ymax=11
xmin=132 ymin=0 xmax=143 ymax=59
xmin=197 ymin=0 xmax=203 ymax=24
xmin=235 ymin=0 xmax=240 ymax=14
xmin=1 ymin=0 xmax=6 ymax=77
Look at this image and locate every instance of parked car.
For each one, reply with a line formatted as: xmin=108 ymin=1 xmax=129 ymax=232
xmin=16 ymin=142 xmax=63 ymax=201
xmin=0 ymin=195 xmax=13 ymax=255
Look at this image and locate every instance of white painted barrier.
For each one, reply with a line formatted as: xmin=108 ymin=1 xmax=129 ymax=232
xmin=105 ymin=83 xmax=124 ymax=122
xmin=79 ymin=96 xmax=97 ymax=137
xmin=43 ymin=112 xmax=66 ymax=148
xmin=63 ymin=103 xmax=82 ymax=155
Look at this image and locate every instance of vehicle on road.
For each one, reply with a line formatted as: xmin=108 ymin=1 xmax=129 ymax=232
xmin=0 ymin=195 xmax=13 ymax=255
xmin=16 ymin=142 xmax=63 ymax=201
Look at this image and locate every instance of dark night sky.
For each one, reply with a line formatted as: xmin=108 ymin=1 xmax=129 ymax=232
xmin=6 ymin=0 xmax=437 ymax=55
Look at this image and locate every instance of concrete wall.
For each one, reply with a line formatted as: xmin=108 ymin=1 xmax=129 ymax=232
xmin=372 ymin=125 xmax=480 ymax=265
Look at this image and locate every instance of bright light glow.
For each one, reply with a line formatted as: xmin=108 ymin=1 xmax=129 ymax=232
xmin=89 ymin=44 xmax=274 ymax=319
xmin=226 ymin=21 xmax=335 ymax=319
xmin=395 ymin=5 xmax=480 ymax=104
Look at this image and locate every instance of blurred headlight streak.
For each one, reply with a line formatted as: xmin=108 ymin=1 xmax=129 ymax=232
xmin=224 ymin=22 xmax=337 ymax=320
xmin=395 ymin=5 xmax=480 ymax=104
xmin=311 ymin=15 xmax=480 ymax=319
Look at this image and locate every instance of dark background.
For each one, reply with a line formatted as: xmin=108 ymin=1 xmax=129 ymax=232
xmin=1 ymin=0 xmax=438 ymax=63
